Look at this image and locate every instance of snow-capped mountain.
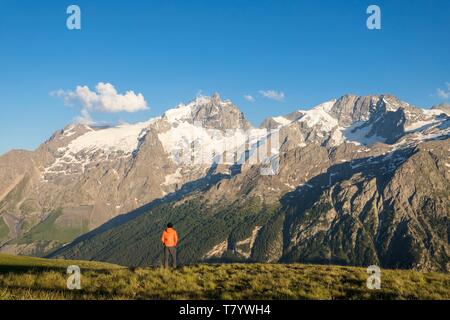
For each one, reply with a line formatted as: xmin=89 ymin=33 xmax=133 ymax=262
xmin=1 ymin=93 xmax=449 ymax=267
xmin=0 ymin=93 xmax=266 ymax=255
xmin=262 ymin=94 xmax=449 ymax=148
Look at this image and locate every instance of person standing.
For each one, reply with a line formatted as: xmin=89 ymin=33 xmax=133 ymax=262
xmin=161 ymin=223 xmax=178 ymax=268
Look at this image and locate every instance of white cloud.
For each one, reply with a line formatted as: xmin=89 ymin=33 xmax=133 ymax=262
xmin=244 ymin=94 xmax=256 ymax=102
xmin=437 ymin=82 xmax=450 ymax=100
xmin=51 ymin=82 xmax=149 ymax=113
xmin=259 ymin=90 xmax=285 ymax=102
xmin=74 ymin=109 xmax=96 ymax=125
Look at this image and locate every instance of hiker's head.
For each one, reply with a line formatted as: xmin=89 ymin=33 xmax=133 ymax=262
xmin=167 ymin=223 xmax=173 ymax=229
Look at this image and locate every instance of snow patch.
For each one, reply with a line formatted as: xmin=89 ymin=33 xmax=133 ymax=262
xmin=163 ymin=104 xmax=192 ymax=123
xmin=340 ymin=122 xmax=386 ymax=146
xmin=42 ymin=119 xmax=157 ymax=177
xmin=62 ymin=125 xmax=77 ymax=138
xmin=405 ymin=119 xmax=441 ymax=132
xmin=67 ymin=120 xmax=154 ymax=154
xmin=423 ymin=109 xmax=449 ymax=116
xmin=159 ymin=121 xmax=268 ymax=167
xmin=272 ymin=116 xmax=291 ymax=125
xmin=297 ymin=100 xmax=338 ymax=131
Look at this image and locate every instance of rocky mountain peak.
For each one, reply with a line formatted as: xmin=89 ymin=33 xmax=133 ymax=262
xmin=329 ymin=94 xmax=382 ymax=126
xmin=211 ymin=92 xmax=221 ymax=104
xmin=164 ymin=93 xmax=251 ymax=131
xmin=327 ymin=94 xmax=419 ymax=127
xmin=432 ymin=103 xmax=450 ymax=114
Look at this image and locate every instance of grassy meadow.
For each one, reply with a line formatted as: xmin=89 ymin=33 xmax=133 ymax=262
xmin=0 ymin=254 xmax=449 ymax=300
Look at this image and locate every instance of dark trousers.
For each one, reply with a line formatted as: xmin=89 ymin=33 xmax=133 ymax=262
xmin=164 ymin=246 xmax=177 ymax=268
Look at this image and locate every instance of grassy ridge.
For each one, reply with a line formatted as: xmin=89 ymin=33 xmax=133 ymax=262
xmin=0 ymin=254 xmax=449 ymax=300
xmin=0 ymin=253 xmax=122 ymax=272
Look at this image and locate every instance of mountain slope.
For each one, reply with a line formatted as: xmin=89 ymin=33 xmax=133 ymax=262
xmin=0 ymin=253 xmax=122 ymax=272
xmin=2 ymin=93 xmax=449 ymax=271
xmin=51 ymin=138 xmax=450 ymax=271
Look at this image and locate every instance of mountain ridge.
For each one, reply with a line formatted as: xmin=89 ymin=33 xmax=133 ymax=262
xmin=1 ymin=93 xmax=449 ymax=272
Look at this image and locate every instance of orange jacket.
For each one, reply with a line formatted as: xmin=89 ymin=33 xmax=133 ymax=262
xmin=161 ymin=228 xmax=178 ymax=247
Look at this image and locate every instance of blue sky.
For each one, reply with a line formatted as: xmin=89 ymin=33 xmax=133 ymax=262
xmin=0 ymin=0 xmax=449 ymax=154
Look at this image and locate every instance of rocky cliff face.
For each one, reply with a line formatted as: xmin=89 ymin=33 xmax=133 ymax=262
xmin=2 ymin=94 xmax=449 ymax=271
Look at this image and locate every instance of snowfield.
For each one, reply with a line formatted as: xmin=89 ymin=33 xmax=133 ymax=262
xmin=65 ymin=120 xmax=156 ymax=155
xmin=41 ymin=95 xmax=450 ymax=178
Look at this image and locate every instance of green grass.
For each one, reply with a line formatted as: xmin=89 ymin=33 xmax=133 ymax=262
xmin=0 ymin=254 xmax=449 ymax=300
xmin=13 ymin=209 xmax=89 ymax=244
xmin=0 ymin=253 xmax=122 ymax=272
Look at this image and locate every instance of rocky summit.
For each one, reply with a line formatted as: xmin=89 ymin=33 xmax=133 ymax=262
xmin=1 ymin=93 xmax=449 ymax=272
